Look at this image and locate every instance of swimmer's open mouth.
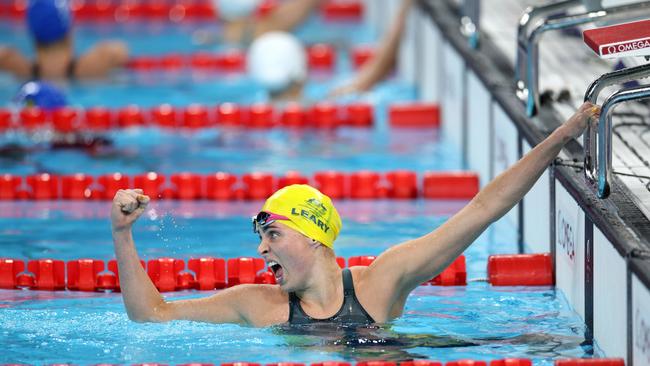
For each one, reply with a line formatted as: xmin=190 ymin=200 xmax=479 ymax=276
xmin=268 ymin=261 xmax=284 ymax=280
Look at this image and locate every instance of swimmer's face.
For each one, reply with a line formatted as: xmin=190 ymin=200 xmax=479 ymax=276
xmin=257 ymin=222 xmax=316 ymax=291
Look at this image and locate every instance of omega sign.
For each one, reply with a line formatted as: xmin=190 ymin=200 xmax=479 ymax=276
xmin=557 ymin=209 xmax=576 ymax=262
xmin=602 ymin=38 xmax=650 ymax=56
xmin=636 ymin=307 xmax=650 ymax=365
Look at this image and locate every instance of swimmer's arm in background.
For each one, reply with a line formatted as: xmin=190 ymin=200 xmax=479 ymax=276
xmin=76 ymin=40 xmax=129 ymax=79
xmin=0 ymin=46 xmax=32 ymax=79
xmin=359 ymin=103 xmax=600 ymax=312
xmin=111 ymin=189 xmax=283 ymax=326
xmin=329 ymin=0 xmax=414 ymax=97
xmin=254 ymin=0 xmax=324 ymax=36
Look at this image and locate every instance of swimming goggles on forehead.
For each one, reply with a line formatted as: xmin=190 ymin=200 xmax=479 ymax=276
xmin=252 ymin=211 xmax=290 ymax=233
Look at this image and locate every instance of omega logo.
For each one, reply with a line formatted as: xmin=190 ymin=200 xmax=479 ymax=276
xmin=636 ymin=307 xmax=650 ymax=364
xmin=557 ymin=209 xmax=575 ymax=261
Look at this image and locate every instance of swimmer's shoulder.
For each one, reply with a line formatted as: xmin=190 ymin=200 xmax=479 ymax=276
xmin=212 ymin=284 xmax=289 ymax=326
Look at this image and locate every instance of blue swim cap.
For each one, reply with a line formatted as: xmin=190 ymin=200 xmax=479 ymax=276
xmin=15 ymin=81 xmax=67 ymax=110
xmin=26 ymin=0 xmax=72 ymax=45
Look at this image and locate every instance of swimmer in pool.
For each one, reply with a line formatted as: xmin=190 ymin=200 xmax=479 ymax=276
xmin=247 ymin=31 xmax=307 ymax=102
xmin=111 ymin=102 xmax=601 ymax=327
xmin=0 ymin=81 xmax=114 ymax=157
xmin=0 ymin=0 xmax=128 ymax=80
xmin=329 ymin=0 xmax=415 ymax=97
xmin=194 ymin=0 xmax=324 ymax=46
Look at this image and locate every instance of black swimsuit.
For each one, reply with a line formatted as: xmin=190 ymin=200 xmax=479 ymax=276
xmin=31 ymin=59 xmax=77 ymax=80
xmin=288 ymin=268 xmax=375 ymax=325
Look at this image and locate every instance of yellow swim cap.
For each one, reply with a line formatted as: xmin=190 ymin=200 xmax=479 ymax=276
xmin=260 ymin=184 xmax=342 ymax=249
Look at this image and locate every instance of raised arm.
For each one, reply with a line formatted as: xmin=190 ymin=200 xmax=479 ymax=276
xmin=111 ymin=189 xmax=248 ymax=325
xmin=362 ymin=102 xmax=600 ymax=305
xmin=329 ymin=0 xmax=414 ymax=97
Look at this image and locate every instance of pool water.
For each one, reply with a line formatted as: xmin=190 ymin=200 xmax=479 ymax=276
xmin=0 ymin=11 xmax=602 ymax=366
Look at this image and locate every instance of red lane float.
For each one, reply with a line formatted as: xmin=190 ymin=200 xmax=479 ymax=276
xmin=400 ymin=362 xmax=442 ymax=366
xmin=0 ymin=108 xmax=13 ymax=130
xmin=147 ymin=258 xmax=189 ymax=292
xmin=389 ymin=103 xmax=441 ymax=128
xmin=20 ymin=107 xmax=46 ymax=130
xmin=171 ymin=173 xmax=203 ymax=200
xmin=0 ymin=259 xmax=25 ymax=289
xmin=85 ymin=107 xmax=112 ymax=130
xmin=447 ymin=361 xmax=487 ymax=366
xmin=308 ymin=44 xmax=336 ymax=71
xmin=314 ymin=171 xmax=347 ymax=199
xmin=490 ymin=359 xmax=532 ymax=366
xmin=248 ymin=104 xmax=275 ymax=128
xmin=188 ymin=257 xmax=226 ymax=290
xmin=117 ymin=105 xmax=146 ymax=128
xmin=134 ymin=172 xmax=166 ymax=199
xmin=423 ymin=172 xmax=479 ymax=199
xmin=27 ymin=173 xmax=59 ymax=200
xmin=67 ymin=259 xmax=105 ymax=291
xmin=52 ymin=107 xmax=79 ymax=133
xmin=350 ymin=171 xmax=381 ymax=199
xmin=227 ymin=257 xmax=266 ymax=286
xmin=277 ymin=171 xmax=310 ymax=189
xmin=311 ymin=102 xmax=340 ymax=128
xmin=348 ymin=256 xmax=376 ymax=267
xmin=357 ymin=362 xmax=396 ymax=366
xmin=430 ymin=255 xmax=466 ymax=286
xmin=98 ymin=173 xmax=131 ymax=200
xmin=351 ymin=46 xmax=375 ymax=69
xmin=0 ymin=174 xmax=22 ymax=200
xmin=205 ymin=172 xmax=237 ymax=200
xmin=242 ymin=173 xmax=275 ymax=200
xmin=280 ymin=103 xmax=307 ymax=127
xmin=386 ymin=170 xmax=418 ymax=199
xmin=61 ymin=174 xmax=93 ymax=200
xmin=216 ymin=103 xmax=243 ymax=126
xmin=344 ymin=103 xmax=373 ymax=127
xmin=321 ymin=1 xmax=363 ymax=20
xmin=312 ymin=363 xmax=351 ymax=366
xmin=488 ymin=253 xmax=553 ymax=286
xmin=555 ymin=359 xmax=624 ymax=366
xmin=27 ymin=259 xmax=65 ymax=290
xmin=151 ymin=104 xmax=178 ymax=127
xmin=3 ymin=102 xmax=379 ymax=130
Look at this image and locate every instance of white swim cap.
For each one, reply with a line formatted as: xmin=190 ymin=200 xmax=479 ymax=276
xmin=247 ymin=31 xmax=307 ymax=93
xmin=214 ymin=0 xmax=261 ymax=21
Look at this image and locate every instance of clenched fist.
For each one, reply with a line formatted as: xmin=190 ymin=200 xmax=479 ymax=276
xmin=111 ymin=189 xmax=150 ymax=233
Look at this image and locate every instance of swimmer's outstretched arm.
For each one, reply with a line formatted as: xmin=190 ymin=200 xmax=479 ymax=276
xmin=254 ymin=0 xmax=324 ymax=37
xmin=111 ymin=189 xmax=285 ymax=326
xmin=0 ymin=46 xmax=31 ymax=79
xmin=329 ymin=0 xmax=414 ymax=97
xmin=76 ymin=41 xmax=129 ymax=79
xmin=360 ymin=103 xmax=600 ymax=311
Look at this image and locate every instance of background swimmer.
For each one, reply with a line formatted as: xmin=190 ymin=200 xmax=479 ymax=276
xmin=0 ymin=0 xmax=128 ymax=80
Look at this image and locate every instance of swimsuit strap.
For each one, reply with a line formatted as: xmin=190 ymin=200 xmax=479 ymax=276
xmin=31 ymin=62 xmax=40 ymax=80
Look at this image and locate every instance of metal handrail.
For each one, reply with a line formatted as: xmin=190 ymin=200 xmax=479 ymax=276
xmin=515 ymin=1 xmax=650 ymax=117
xmin=587 ymin=84 xmax=650 ymax=198
xmin=460 ymin=0 xmax=481 ymax=48
xmin=515 ymin=0 xmax=582 ymax=88
xmin=583 ymin=64 xmax=650 ymax=192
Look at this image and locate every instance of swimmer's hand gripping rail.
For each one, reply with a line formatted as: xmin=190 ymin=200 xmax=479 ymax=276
xmin=583 ymin=63 xmax=650 ymax=198
xmin=515 ymin=0 xmax=650 ymax=117
xmin=584 ymin=83 xmax=650 ymax=198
